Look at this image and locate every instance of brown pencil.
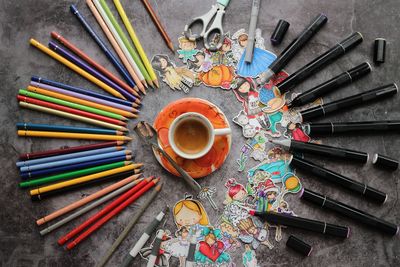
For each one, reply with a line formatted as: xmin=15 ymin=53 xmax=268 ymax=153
xmin=141 ymin=0 xmax=174 ymax=52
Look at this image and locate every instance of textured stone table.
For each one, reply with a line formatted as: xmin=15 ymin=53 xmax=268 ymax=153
xmin=0 ymin=0 xmax=399 ymax=266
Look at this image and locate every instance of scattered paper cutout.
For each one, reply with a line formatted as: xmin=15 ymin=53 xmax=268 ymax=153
xmin=242 ymin=244 xmax=260 ymax=267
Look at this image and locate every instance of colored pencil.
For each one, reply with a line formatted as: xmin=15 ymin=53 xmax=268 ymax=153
xmin=85 ymin=0 xmax=146 ymax=93
xmin=30 ymin=163 xmax=138 ymax=196
xmin=32 ymin=76 xmax=138 ymax=108
xmin=39 ymin=177 xmax=143 ymax=235
xmin=19 ymin=101 xmax=129 ymax=131
xmin=16 ymin=123 xmax=124 ymax=136
xmin=66 ymin=178 xmax=159 ymax=250
xmin=58 ymin=176 xmax=153 ymax=244
xmin=49 ymin=41 xmax=139 ymax=103
xmin=113 ymin=0 xmax=159 ymax=88
xmin=31 ymin=170 xmax=140 ymax=201
xmin=51 ymin=31 xmax=140 ymax=97
xmin=28 ymin=84 xmax=137 ymax=117
xmin=93 ymin=0 xmax=150 ymax=89
xmin=21 ymin=155 xmax=132 ymax=180
xmin=37 ymin=174 xmax=141 ymax=226
xmin=18 ymin=95 xmax=127 ymax=127
xmin=20 ymin=141 xmax=124 ymax=160
xmin=19 ymin=160 xmax=134 ymax=188
xmin=20 ymin=150 xmax=132 ymax=172
xmin=17 ymin=146 xmax=124 ymax=167
xmin=98 ymin=182 xmax=163 ymax=267
xmin=141 ymin=0 xmax=174 ymax=52
xmin=69 ymin=4 xmax=136 ymax=88
xmin=19 ymin=89 xmax=127 ymax=120
xmin=29 ymin=38 xmax=126 ymax=100
xmin=98 ymin=0 xmax=152 ymax=87
xmin=18 ymin=130 xmax=132 ymax=141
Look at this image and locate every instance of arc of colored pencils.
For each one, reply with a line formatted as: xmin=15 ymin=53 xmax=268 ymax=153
xmin=51 ymin=31 xmax=140 ymax=96
xmin=86 ymin=0 xmax=146 ymax=94
xmin=98 ymin=0 xmax=153 ymax=88
xmin=29 ymin=163 xmax=139 ymax=196
xmin=19 ymin=102 xmax=128 ymax=131
xmin=39 ymin=176 xmax=142 ymax=235
xmin=29 ymin=38 xmax=126 ymax=100
xmin=27 ymin=85 xmax=136 ymax=118
xmin=141 ymin=0 xmax=174 ymax=52
xmin=36 ymin=174 xmax=140 ymax=226
xmin=113 ymin=0 xmax=159 ymax=88
xmin=19 ymin=89 xmax=126 ymax=121
xmin=18 ymin=130 xmax=132 ymax=141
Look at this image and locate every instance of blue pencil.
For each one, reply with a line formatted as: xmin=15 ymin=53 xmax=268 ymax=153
xmin=16 ymin=123 xmax=122 ymax=135
xmin=31 ymin=76 xmax=135 ymax=108
xmin=48 ymin=41 xmax=137 ymax=102
xmin=16 ymin=145 xmax=125 ymax=167
xmin=70 ymin=4 xmax=136 ymax=88
xmin=20 ymin=155 xmax=131 ymax=180
xmin=19 ymin=150 xmax=131 ymax=172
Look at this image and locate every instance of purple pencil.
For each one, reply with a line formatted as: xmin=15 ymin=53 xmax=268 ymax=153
xmin=29 ymin=81 xmax=135 ymax=112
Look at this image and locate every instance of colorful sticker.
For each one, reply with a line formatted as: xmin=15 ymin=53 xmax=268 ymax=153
xmin=242 ymin=245 xmax=260 ymax=267
xmin=151 ymin=54 xmax=196 ymax=93
xmin=177 ymin=36 xmax=200 ymax=63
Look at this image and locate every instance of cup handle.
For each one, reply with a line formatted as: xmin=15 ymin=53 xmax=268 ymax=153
xmin=214 ymin=128 xmax=231 ymax=136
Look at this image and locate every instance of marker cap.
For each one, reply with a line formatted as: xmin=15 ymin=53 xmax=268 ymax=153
xmin=286 ymin=235 xmax=313 ymax=256
xmin=372 ymin=153 xmax=399 ymax=171
xmin=374 ymin=38 xmax=386 ymax=64
xmin=271 ymin=19 xmax=290 ymax=45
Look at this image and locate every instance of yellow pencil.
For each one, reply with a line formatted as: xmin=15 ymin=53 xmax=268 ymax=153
xmin=18 ymin=130 xmax=132 ymax=141
xmin=86 ymin=0 xmax=145 ymax=93
xmin=19 ymin=102 xmax=128 ymax=131
xmin=29 ymin=38 xmax=126 ymax=100
xmin=27 ymin=86 xmax=137 ymax=118
xmin=29 ymin=163 xmax=143 ymax=195
xmin=113 ymin=0 xmax=159 ymax=88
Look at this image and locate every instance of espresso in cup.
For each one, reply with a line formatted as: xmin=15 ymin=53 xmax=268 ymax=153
xmin=169 ymin=112 xmax=231 ymax=159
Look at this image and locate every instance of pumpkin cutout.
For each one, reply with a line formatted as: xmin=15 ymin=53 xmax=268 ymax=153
xmin=199 ymin=65 xmax=234 ymax=89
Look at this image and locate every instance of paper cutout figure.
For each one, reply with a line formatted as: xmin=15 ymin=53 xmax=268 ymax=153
xmin=208 ymin=37 xmax=236 ymax=67
xmin=195 ymin=227 xmax=232 ymax=265
xmin=242 ymin=244 xmax=260 ymax=267
xmin=164 ymin=226 xmax=190 ymax=267
xmin=187 ymin=51 xmax=213 ymax=73
xmin=140 ymin=229 xmax=172 ymax=267
xmin=177 ymin=37 xmax=200 ymax=63
xmin=151 ymin=54 xmax=196 ymax=93
xmin=218 ymin=219 xmax=241 ymax=252
xmin=198 ymin=64 xmax=235 ymax=89
xmin=237 ymin=217 xmax=274 ymax=250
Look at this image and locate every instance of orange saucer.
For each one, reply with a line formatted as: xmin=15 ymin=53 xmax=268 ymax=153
xmin=153 ymin=98 xmax=232 ymax=178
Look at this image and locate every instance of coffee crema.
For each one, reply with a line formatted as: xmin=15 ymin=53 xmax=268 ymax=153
xmin=173 ymin=119 xmax=210 ymax=155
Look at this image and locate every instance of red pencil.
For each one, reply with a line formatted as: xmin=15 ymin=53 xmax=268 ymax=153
xmin=50 ymin=31 xmax=140 ymax=97
xmin=58 ymin=176 xmax=154 ymax=246
xmin=66 ymin=177 xmax=160 ymax=250
xmin=19 ymin=141 xmax=125 ymax=160
xmin=17 ymin=95 xmax=126 ymax=126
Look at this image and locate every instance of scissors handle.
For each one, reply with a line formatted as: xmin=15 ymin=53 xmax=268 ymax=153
xmin=203 ymin=9 xmax=225 ymax=51
xmin=184 ymin=5 xmax=219 ymax=41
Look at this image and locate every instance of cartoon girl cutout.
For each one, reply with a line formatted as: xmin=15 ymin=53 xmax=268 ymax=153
xmin=195 ymin=227 xmax=231 ymax=265
xmin=237 ymin=217 xmax=274 ymax=250
xmin=177 ymin=37 xmax=199 ymax=63
xmin=218 ymin=219 xmax=241 ymax=252
xmin=151 ymin=54 xmax=195 ymax=93
xmin=253 ymin=179 xmax=280 ymax=212
xmin=232 ymin=77 xmax=269 ymax=134
xmin=187 ymin=51 xmax=213 ymax=73
xmin=209 ymin=37 xmax=236 ymax=67
xmin=164 ymin=226 xmax=190 ymax=267
xmin=242 ymin=244 xmax=260 ymax=267
xmin=281 ymin=110 xmax=311 ymax=142
xmin=173 ymin=195 xmax=210 ymax=239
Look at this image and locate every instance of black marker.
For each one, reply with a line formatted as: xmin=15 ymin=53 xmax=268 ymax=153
xmin=300 ymin=188 xmax=399 ymax=236
xmin=121 ymin=207 xmax=168 ymax=267
xmin=185 ymin=235 xmax=197 ymax=267
xmin=304 ymin=120 xmax=400 ymax=136
xmin=300 ymin=83 xmax=398 ymax=122
xmin=270 ymin=139 xmax=368 ymax=163
xmin=146 ymin=230 xmax=164 ymax=267
xmin=277 ymin=32 xmax=363 ymax=94
xmin=291 ymin=156 xmax=387 ymax=204
xmin=249 ymin=210 xmax=350 ymax=238
xmin=287 ymin=62 xmax=372 ymax=108
xmin=258 ymin=13 xmax=328 ymax=85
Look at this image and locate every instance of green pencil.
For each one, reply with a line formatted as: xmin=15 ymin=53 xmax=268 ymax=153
xmin=98 ymin=0 xmax=153 ymax=87
xmin=19 ymin=160 xmax=132 ymax=188
xmin=19 ymin=89 xmax=126 ymax=121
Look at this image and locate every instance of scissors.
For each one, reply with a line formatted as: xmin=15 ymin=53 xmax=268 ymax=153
xmin=184 ymin=0 xmax=231 ymax=52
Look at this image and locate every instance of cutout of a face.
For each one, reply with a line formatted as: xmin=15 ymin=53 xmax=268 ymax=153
xmin=175 ymin=205 xmax=202 ymax=227
xmin=160 ymin=58 xmax=168 ymax=69
xmin=238 ymin=82 xmax=251 ymax=94
xmin=233 ymin=188 xmax=247 ymax=201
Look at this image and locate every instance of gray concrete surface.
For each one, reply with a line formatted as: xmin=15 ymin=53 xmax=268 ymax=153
xmin=0 ymin=0 xmax=399 ymax=266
